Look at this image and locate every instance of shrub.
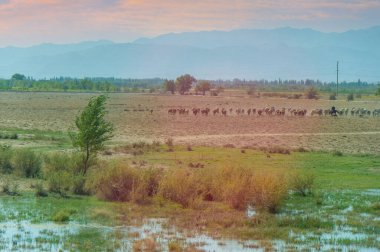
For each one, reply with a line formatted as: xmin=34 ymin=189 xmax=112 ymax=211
xmin=333 ymin=150 xmax=343 ymax=156
xmin=51 ymin=209 xmax=76 ymax=223
xmin=371 ymin=202 xmax=380 ymax=211
xmin=159 ymin=168 xmax=202 ymax=208
xmin=329 ymin=93 xmax=336 ymax=100
xmin=305 ymin=87 xmax=318 ymax=99
xmin=10 ymin=133 xmax=18 ymax=140
xmin=165 ymin=138 xmax=174 ymax=147
xmin=43 ymin=153 xmax=83 ymax=196
xmin=223 ymin=144 xmax=235 ymax=148
xmin=71 ymin=175 xmax=89 ymax=195
xmin=250 ymin=171 xmax=289 ymax=213
xmin=35 ymin=182 xmax=48 ymax=197
xmin=347 ymin=93 xmax=354 ymax=101
xmin=89 ymin=163 xmax=161 ymax=203
xmin=208 ymin=166 xmax=254 ymax=210
xmin=0 ymin=148 xmax=13 ymax=173
xmin=2 ymin=181 xmax=20 ymax=196
xmin=260 ymin=146 xmax=290 ymax=154
xmin=291 ymin=171 xmax=315 ymax=196
xmin=13 ymin=149 xmax=42 ymax=178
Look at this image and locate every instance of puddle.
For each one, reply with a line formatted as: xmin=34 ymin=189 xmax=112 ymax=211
xmin=0 ymin=189 xmax=379 ymax=251
xmin=363 ymin=189 xmax=380 ymax=196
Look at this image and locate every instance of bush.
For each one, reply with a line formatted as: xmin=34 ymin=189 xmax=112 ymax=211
xmin=260 ymin=146 xmax=290 ymax=154
xmin=13 ymin=149 xmax=42 ymax=178
xmin=291 ymin=171 xmax=315 ymax=196
xmin=35 ymin=182 xmax=48 ymax=197
xmin=0 ymin=148 xmax=13 ymax=173
xmin=89 ymin=163 xmax=161 ymax=203
xmin=305 ymin=87 xmax=318 ymax=99
xmin=329 ymin=93 xmax=336 ymax=100
xmin=51 ymin=209 xmax=76 ymax=223
xmin=165 ymin=138 xmax=174 ymax=147
xmin=159 ymin=168 xmax=202 ymax=208
xmin=249 ymin=172 xmax=288 ymax=213
xmin=208 ymin=166 xmax=254 ymax=210
xmin=347 ymin=93 xmax=354 ymax=101
xmin=333 ymin=150 xmax=343 ymax=156
xmin=71 ymin=175 xmax=89 ymax=195
xmin=43 ymin=153 xmax=83 ymax=196
xmin=2 ymin=181 xmax=20 ymax=196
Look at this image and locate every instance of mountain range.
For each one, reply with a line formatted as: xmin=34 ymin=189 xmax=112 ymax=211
xmin=1 ymin=27 xmax=380 ymax=82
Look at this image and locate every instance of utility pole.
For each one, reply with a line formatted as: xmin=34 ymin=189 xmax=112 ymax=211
xmin=336 ymin=61 xmax=339 ymax=97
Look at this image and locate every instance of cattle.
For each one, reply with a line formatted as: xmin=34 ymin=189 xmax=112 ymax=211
xmin=311 ymin=109 xmax=323 ymax=116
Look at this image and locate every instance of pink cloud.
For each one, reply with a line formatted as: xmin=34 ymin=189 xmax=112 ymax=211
xmin=0 ymin=0 xmax=379 ymax=46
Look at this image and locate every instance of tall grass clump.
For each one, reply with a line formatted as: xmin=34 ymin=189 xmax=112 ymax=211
xmin=159 ymin=168 xmax=203 ymax=208
xmin=329 ymin=93 xmax=336 ymax=100
xmin=34 ymin=182 xmax=48 ymax=197
xmin=290 ymin=171 xmax=315 ymax=196
xmin=206 ymin=166 xmax=253 ymax=210
xmin=250 ymin=171 xmax=289 ymax=213
xmin=89 ymin=163 xmax=161 ymax=203
xmin=0 ymin=147 xmax=13 ymax=173
xmin=13 ymin=149 xmax=42 ymax=178
xmin=43 ymin=152 xmax=86 ymax=196
xmin=90 ymin=162 xmax=290 ymax=213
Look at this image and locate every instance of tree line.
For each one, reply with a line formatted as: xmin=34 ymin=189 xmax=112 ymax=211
xmin=163 ymin=74 xmax=213 ymax=95
xmin=1 ymin=73 xmax=379 ymax=95
xmin=0 ymin=74 xmax=164 ymax=92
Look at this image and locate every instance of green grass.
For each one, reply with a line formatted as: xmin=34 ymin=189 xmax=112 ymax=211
xmin=0 ymin=145 xmax=379 ymax=250
xmin=128 ymin=145 xmax=380 ymax=189
xmin=0 ymin=127 xmax=71 ymax=150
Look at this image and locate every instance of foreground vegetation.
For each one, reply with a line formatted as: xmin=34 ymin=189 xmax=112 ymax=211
xmin=1 ymin=141 xmax=379 ymax=250
xmin=0 ymin=93 xmax=379 ymax=251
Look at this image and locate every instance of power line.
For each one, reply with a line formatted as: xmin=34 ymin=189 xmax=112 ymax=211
xmin=336 ymin=61 xmax=339 ymax=96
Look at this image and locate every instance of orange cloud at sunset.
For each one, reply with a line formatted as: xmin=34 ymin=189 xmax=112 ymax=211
xmin=0 ymin=0 xmax=379 ymax=46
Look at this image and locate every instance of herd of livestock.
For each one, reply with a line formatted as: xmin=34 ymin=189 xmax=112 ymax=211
xmin=167 ymin=107 xmax=380 ymax=117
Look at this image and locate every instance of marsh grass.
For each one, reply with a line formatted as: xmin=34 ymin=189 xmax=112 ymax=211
xmin=0 ymin=148 xmax=13 ymax=173
xmin=89 ymin=163 xmax=161 ymax=203
xmin=13 ymin=149 xmax=42 ymax=178
xmin=291 ymin=171 xmax=315 ymax=196
xmin=34 ymin=182 xmax=48 ymax=197
xmin=91 ymin=161 xmax=290 ymax=213
xmin=1 ymin=181 xmax=20 ymax=196
xmin=51 ymin=210 xmax=72 ymax=223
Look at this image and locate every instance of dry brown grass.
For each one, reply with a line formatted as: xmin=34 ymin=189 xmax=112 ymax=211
xmin=0 ymin=92 xmax=379 ymax=153
xmin=91 ymin=160 xmax=290 ymax=213
xmin=88 ymin=163 xmax=161 ymax=203
xmin=132 ymin=237 xmax=160 ymax=252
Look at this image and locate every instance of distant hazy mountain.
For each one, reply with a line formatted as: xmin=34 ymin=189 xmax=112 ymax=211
xmin=0 ymin=27 xmax=379 ymax=81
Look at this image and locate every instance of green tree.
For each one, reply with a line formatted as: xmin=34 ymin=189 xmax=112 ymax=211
xmin=163 ymin=80 xmax=176 ymax=94
xmin=195 ymin=80 xmax=211 ymax=95
xmin=175 ymin=74 xmax=196 ymax=95
xmin=70 ymin=95 xmax=113 ymax=175
xmin=11 ymin=73 xmax=26 ymax=81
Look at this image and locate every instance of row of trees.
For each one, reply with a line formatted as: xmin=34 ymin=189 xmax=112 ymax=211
xmin=163 ymin=74 xmax=211 ymax=95
xmin=0 ymin=74 xmax=164 ymax=92
xmin=3 ymin=73 xmax=380 ymax=95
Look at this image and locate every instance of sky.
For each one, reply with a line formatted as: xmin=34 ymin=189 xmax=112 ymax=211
xmin=0 ymin=0 xmax=380 ymax=47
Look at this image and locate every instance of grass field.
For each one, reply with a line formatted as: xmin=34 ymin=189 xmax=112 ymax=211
xmin=0 ymin=91 xmax=379 ymax=251
xmin=1 ymin=91 xmax=379 ymax=153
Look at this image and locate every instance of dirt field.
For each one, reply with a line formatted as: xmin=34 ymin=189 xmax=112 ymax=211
xmin=0 ymin=91 xmax=379 ymax=154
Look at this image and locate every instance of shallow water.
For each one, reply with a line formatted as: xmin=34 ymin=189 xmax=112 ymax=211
xmin=0 ymin=189 xmax=379 ymax=251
